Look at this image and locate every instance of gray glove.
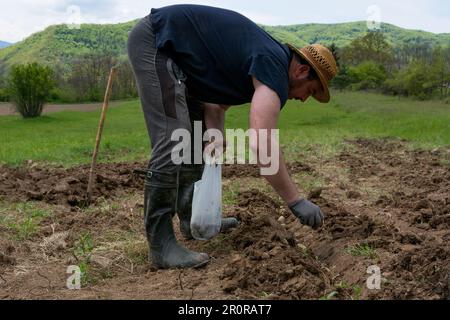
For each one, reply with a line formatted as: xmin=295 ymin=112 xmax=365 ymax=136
xmin=289 ymin=199 xmax=324 ymax=229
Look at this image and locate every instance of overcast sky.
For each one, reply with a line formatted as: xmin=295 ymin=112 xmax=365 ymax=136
xmin=0 ymin=0 xmax=449 ymax=43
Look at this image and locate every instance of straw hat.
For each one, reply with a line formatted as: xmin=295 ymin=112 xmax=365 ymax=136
xmin=287 ymin=43 xmax=338 ymax=103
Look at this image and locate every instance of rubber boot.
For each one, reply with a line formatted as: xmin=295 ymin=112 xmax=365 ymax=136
xmin=177 ymin=164 xmax=240 ymax=240
xmin=144 ymin=169 xmax=210 ymax=269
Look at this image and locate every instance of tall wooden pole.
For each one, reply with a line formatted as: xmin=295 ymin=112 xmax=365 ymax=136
xmin=86 ymin=67 xmax=118 ymax=204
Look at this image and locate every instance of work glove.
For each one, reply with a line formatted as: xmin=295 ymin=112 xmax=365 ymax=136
xmin=289 ymin=199 xmax=324 ymax=230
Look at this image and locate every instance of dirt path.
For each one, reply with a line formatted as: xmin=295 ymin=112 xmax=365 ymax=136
xmin=0 ymin=139 xmax=449 ymax=300
xmin=0 ymin=101 xmax=123 ymax=116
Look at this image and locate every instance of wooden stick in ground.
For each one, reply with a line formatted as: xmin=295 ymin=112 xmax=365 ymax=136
xmin=86 ymin=66 xmax=118 ymax=204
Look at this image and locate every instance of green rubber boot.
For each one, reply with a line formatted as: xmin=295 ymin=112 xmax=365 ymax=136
xmin=144 ymin=169 xmax=210 ymax=269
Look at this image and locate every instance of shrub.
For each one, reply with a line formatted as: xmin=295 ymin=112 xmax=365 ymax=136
xmin=348 ymin=61 xmax=387 ymax=90
xmin=331 ymin=65 xmax=353 ymax=90
xmin=332 ymin=62 xmax=387 ymax=91
xmin=384 ymin=61 xmax=440 ymax=100
xmin=8 ymin=63 xmax=54 ymax=118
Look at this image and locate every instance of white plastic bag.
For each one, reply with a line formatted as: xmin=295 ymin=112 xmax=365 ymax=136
xmin=191 ymin=163 xmax=222 ymax=241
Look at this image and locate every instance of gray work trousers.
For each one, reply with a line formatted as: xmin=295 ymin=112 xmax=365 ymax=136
xmin=127 ymin=16 xmax=206 ymax=173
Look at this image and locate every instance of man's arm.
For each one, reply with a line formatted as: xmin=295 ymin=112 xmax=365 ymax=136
xmin=250 ymin=77 xmax=324 ymax=229
xmin=203 ymin=103 xmax=229 ymax=157
xmin=249 ymin=77 xmax=299 ymax=205
xmin=204 ymin=103 xmax=228 ymax=135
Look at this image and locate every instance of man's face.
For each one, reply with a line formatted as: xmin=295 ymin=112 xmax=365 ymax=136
xmin=287 ymin=59 xmax=323 ymax=103
xmin=288 ymin=78 xmax=322 ymax=102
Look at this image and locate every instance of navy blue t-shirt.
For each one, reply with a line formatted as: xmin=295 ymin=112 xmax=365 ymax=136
xmin=150 ymin=5 xmax=291 ymax=108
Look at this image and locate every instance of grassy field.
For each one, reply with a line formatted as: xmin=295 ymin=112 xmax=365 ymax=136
xmin=0 ymin=91 xmax=449 ymax=167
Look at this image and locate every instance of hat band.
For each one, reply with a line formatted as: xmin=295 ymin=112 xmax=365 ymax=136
xmin=303 ymin=46 xmax=334 ymax=81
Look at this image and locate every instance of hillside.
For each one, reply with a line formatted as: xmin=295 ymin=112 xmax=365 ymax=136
xmin=261 ymin=21 xmax=450 ymax=48
xmin=0 ymin=20 xmax=448 ymax=76
xmin=0 ymin=21 xmax=136 ymax=75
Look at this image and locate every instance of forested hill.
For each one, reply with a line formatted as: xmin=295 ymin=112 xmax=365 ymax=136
xmin=261 ymin=21 xmax=450 ymax=48
xmin=0 ymin=21 xmax=136 ymax=76
xmin=0 ymin=20 xmax=448 ymax=76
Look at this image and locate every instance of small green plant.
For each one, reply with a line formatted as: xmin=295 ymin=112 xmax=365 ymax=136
xmin=352 ymin=285 xmax=363 ymax=300
xmin=345 ymin=244 xmax=378 ymax=259
xmin=74 ymin=232 xmax=94 ymax=258
xmin=74 ymin=232 xmax=95 ymax=286
xmin=78 ymin=261 xmax=91 ymax=287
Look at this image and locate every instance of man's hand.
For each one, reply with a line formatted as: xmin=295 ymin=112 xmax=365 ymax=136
xmin=204 ymin=138 xmax=227 ymax=161
xmin=289 ymin=199 xmax=324 ymax=229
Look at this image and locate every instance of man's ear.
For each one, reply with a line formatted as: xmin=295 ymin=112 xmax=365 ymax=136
xmin=293 ymin=64 xmax=310 ymax=80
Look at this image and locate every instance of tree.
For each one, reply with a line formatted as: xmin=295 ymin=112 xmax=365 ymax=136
xmin=341 ymin=31 xmax=394 ymax=68
xmin=331 ymin=64 xmax=352 ymax=90
xmin=329 ymin=43 xmax=341 ymax=68
xmin=8 ymin=63 xmax=54 ymax=118
xmin=393 ymin=42 xmax=434 ymax=70
xmin=0 ymin=76 xmax=9 ymax=102
xmin=431 ymin=46 xmax=450 ymax=99
xmin=113 ymin=59 xmax=138 ymax=100
xmin=68 ymin=53 xmax=116 ymax=102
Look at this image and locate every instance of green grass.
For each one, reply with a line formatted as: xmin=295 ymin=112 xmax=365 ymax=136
xmin=0 ymin=202 xmax=51 ymax=240
xmin=223 ymin=180 xmax=242 ymax=206
xmin=0 ymin=100 xmax=149 ymax=166
xmin=228 ymin=91 xmax=450 ymax=162
xmin=0 ymin=91 xmax=449 ymax=166
xmin=345 ymin=244 xmax=378 ymax=260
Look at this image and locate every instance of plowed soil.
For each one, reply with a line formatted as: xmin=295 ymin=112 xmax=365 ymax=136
xmin=0 ymin=138 xmax=449 ymax=300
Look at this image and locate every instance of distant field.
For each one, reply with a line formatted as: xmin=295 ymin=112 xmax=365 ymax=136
xmin=0 ymin=91 xmax=449 ymax=167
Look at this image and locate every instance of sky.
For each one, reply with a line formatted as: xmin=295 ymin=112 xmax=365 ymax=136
xmin=0 ymin=0 xmax=449 ymax=43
